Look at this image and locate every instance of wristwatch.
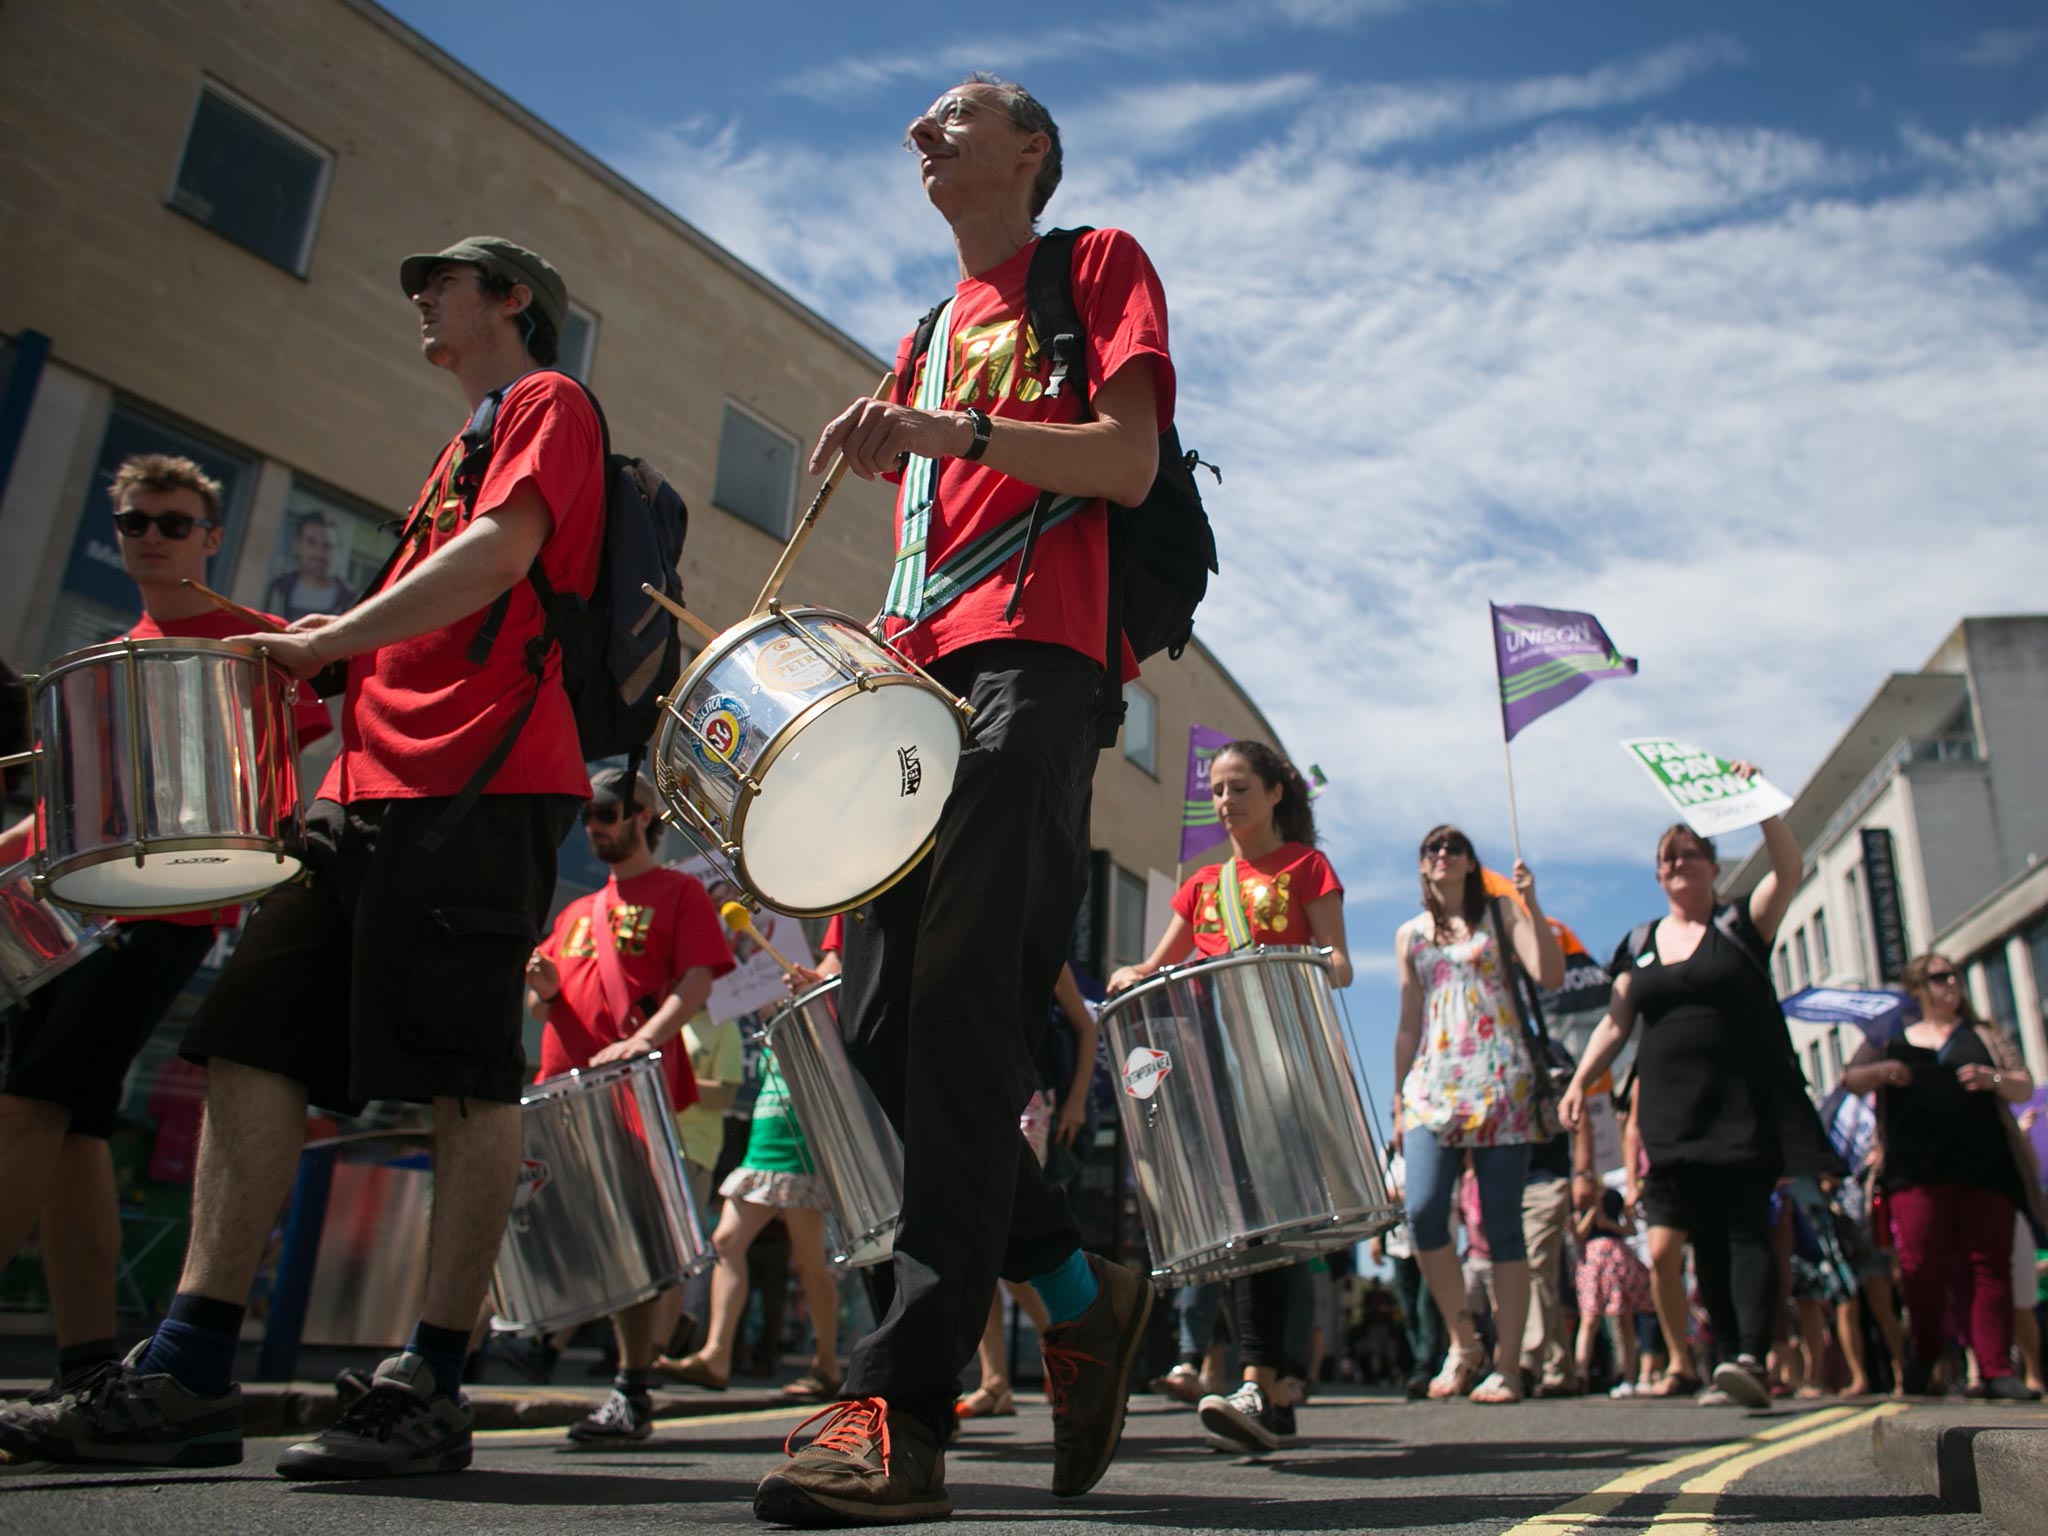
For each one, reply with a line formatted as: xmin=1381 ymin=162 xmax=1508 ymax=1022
xmin=960 ymin=407 xmax=993 ymax=462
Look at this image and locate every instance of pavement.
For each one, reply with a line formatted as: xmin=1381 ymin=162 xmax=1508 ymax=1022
xmin=0 ymin=1386 xmax=2017 ymax=1535
xmin=1871 ymin=1402 xmax=2048 ymax=1536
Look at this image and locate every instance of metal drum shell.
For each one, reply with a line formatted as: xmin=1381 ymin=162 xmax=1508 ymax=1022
xmin=489 ymin=1053 xmax=712 ymax=1334
xmin=0 ymin=859 xmax=110 ymax=1010
xmin=650 ymin=607 xmax=965 ymax=918
xmin=31 ymin=637 xmax=304 ymax=915
xmin=758 ymin=977 xmax=903 ymax=1270
xmin=1098 ymin=946 xmax=1400 ymax=1286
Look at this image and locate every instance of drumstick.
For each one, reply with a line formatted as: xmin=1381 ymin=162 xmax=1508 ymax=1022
xmin=720 ymin=900 xmax=800 ymax=977
xmin=639 ymin=583 xmax=722 ymax=648
xmin=751 ymin=371 xmax=897 ymax=615
xmin=181 ymin=579 xmax=286 ymax=633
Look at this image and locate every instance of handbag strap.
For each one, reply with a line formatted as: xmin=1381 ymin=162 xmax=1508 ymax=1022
xmin=1486 ymin=895 xmax=1548 ymax=1044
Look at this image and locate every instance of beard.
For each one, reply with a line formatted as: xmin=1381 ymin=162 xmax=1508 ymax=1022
xmin=592 ymin=833 xmax=639 ymax=864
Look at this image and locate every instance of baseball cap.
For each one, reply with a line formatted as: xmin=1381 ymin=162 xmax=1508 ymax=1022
xmin=587 ymin=765 xmax=657 ymax=812
xmin=398 ymin=236 xmax=567 ymax=340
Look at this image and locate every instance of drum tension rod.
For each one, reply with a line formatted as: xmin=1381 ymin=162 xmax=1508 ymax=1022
xmin=773 ymin=603 xmax=873 ymax=693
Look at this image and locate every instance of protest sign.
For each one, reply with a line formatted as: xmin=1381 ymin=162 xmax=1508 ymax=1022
xmin=1620 ymin=738 xmax=1793 ymax=838
xmin=664 ymin=852 xmax=817 ymax=1023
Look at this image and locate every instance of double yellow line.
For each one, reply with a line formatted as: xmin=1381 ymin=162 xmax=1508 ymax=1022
xmin=1499 ymin=1402 xmax=1903 ymax=1536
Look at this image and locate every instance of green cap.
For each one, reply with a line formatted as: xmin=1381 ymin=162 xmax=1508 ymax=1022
xmin=398 ymin=236 xmax=567 ymax=341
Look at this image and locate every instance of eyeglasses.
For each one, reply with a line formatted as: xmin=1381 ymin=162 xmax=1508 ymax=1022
xmin=1924 ymin=971 xmax=1961 ymax=986
xmin=113 ymin=511 xmax=214 ymax=540
xmin=903 ymin=94 xmax=980 ymax=149
xmin=581 ymin=803 xmax=639 ymax=826
xmin=1422 ymin=839 xmax=1468 ymax=859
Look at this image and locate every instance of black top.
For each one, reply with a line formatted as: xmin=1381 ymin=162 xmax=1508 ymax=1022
xmin=1613 ymin=902 xmax=1807 ymax=1175
xmin=1877 ymin=1026 xmax=2021 ymax=1201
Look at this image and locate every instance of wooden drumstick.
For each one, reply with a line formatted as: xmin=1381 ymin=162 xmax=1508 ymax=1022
xmin=719 ymin=900 xmax=800 ymax=977
xmin=181 ymin=579 xmax=286 ymax=633
xmin=751 ymin=370 xmax=897 ymax=615
xmin=638 ymin=583 xmax=722 ymax=648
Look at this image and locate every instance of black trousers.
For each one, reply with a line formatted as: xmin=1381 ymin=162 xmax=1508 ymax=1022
xmin=1230 ymin=1264 xmax=1299 ymax=1375
xmin=1642 ymin=1164 xmax=1778 ymax=1363
xmin=839 ymin=641 xmax=1097 ymax=1436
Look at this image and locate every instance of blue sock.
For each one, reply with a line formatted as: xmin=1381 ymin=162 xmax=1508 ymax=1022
xmin=1028 ymin=1249 xmax=1100 ymax=1327
xmin=137 ymin=1293 xmax=245 ymax=1398
xmin=405 ymin=1321 xmax=471 ymax=1398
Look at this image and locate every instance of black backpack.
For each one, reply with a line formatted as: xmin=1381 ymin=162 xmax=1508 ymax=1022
xmin=907 ymin=226 xmax=1219 ymax=667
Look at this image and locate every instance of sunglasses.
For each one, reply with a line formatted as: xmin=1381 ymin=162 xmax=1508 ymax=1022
xmin=581 ymin=802 xmax=641 ymax=825
xmin=1422 ymin=839 xmax=1468 ymax=859
xmin=1924 ymin=971 xmax=1961 ymax=986
xmin=113 ymin=510 xmax=215 ymax=540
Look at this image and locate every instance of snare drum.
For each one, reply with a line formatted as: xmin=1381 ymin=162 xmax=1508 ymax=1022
xmin=0 ymin=860 xmax=110 ymax=1010
xmin=758 ymin=978 xmax=903 ymax=1269
xmin=652 ymin=605 xmax=968 ymax=916
xmin=1098 ymin=947 xmax=1399 ymax=1285
xmin=28 ymin=638 xmax=304 ymax=915
xmin=490 ymin=1053 xmax=713 ymax=1333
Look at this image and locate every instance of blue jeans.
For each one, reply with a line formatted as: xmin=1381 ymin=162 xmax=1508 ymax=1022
xmin=1174 ymin=1283 xmax=1223 ymax=1364
xmin=1403 ymin=1127 xmax=1530 ymax=1261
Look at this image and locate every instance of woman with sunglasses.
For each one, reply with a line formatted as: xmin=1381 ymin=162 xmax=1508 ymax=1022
xmin=1394 ymin=826 xmax=1564 ymax=1404
xmin=1841 ymin=953 xmax=2041 ymax=1399
xmin=1109 ymin=739 xmax=1348 ymax=1452
xmin=1561 ymin=782 xmax=1829 ymax=1407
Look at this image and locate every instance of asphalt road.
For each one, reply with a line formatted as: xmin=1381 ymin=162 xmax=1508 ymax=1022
xmin=0 ymin=1390 xmax=2002 ymax=1535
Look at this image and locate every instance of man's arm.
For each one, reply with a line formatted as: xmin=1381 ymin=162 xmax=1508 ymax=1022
xmin=591 ymin=965 xmax=717 ymax=1065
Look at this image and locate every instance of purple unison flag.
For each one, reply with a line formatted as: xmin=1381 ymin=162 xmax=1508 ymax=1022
xmin=1491 ymin=602 xmax=1639 ymax=741
xmin=1180 ymin=724 xmax=1236 ymax=861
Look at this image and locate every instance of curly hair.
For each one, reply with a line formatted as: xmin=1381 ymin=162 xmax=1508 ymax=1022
xmin=108 ymin=453 xmax=222 ymax=525
xmin=1215 ymin=740 xmax=1316 ymax=846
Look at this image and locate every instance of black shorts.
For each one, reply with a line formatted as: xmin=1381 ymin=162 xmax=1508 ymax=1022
xmin=3 ymin=921 xmax=215 ymax=1138
xmin=1639 ymin=1163 xmax=1776 ymax=1234
xmin=182 ymin=794 xmax=577 ymax=1114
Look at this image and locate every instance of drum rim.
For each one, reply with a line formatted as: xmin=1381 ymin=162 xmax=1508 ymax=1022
xmin=757 ymin=974 xmax=842 ymax=1041
xmin=666 ymin=604 xmax=873 ymax=703
xmin=1151 ymin=1204 xmax=1405 ymax=1284
xmin=829 ymin=1213 xmax=900 ymax=1270
xmin=0 ymin=917 xmax=109 ymax=1006
xmin=35 ymin=636 xmax=287 ymax=683
xmin=518 ymin=1048 xmax=672 ymax=1105
xmin=490 ymin=1263 xmax=710 ymax=1336
xmin=37 ymin=838 xmax=303 ymax=916
xmin=1097 ymin=944 xmax=1334 ymax=1021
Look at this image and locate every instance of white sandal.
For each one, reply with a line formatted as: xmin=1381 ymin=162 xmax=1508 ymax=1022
xmin=1469 ymin=1370 xmax=1523 ymax=1404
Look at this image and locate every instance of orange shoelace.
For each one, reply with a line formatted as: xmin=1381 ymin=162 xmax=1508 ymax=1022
xmin=785 ymin=1396 xmax=891 ymax=1469
xmin=1039 ymin=1339 xmax=1105 ymax=1417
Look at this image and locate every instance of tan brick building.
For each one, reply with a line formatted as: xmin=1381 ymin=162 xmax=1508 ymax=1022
xmin=0 ymin=0 xmax=1284 ymax=977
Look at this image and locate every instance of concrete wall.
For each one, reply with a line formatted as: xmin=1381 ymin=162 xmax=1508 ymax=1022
xmin=1964 ymin=617 xmax=2048 ymax=878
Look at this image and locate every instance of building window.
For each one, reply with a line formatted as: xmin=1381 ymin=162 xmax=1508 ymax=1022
xmin=712 ymin=402 xmax=797 ymax=537
xmin=1807 ymin=1041 xmax=1824 ymax=1094
xmin=1793 ymin=929 xmax=1811 ymax=991
xmin=1122 ymin=682 xmax=1157 ymax=775
xmin=1978 ymin=945 xmax=2018 ymax=1031
xmin=557 ymin=304 xmax=599 ymax=381
xmin=1812 ymin=910 xmax=1831 ymax=981
xmin=1110 ymin=864 xmax=1149 ymax=971
xmin=168 ymin=82 xmax=332 ymax=275
xmin=1774 ymin=948 xmax=1792 ymax=996
xmin=1845 ymin=869 xmax=1872 ymax=983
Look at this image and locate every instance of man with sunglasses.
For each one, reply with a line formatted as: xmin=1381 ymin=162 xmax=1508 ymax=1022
xmin=0 ymin=238 xmax=603 ymax=1479
xmin=0 ymin=454 xmax=331 ymax=1408
xmin=522 ymin=766 xmax=733 ymax=1444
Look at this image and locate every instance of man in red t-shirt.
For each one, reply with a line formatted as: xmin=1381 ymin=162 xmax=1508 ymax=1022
xmin=0 ymin=453 xmax=330 ymax=1400
xmin=754 ymin=75 xmax=1173 ymax=1525
xmin=1 ymin=239 xmax=602 ymax=1481
xmin=522 ymin=767 xmax=733 ymax=1445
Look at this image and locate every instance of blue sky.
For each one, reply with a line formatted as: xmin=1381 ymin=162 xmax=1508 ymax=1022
xmin=387 ymin=0 xmax=2047 ymax=1074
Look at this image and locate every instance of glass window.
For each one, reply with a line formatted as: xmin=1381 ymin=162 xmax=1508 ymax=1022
xmin=558 ymin=304 xmax=598 ymax=382
xmin=1845 ymin=869 xmax=1872 ymax=982
xmin=1807 ymin=1041 xmax=1824 ymax=1093
xmin=1111 ymin=864 xmax=1148 ymax=970
xmin=168 ymin=83 xmax=331 ymax=275
xmin=712 ymin=402 xmax=797 ymax=537
xmin=1825 ymin=1030 xmax=1844 ymax=1079
xmin=1978 ymin=945 xmax=2017 ymax=1031
xmin=1774 ymin=948 xmax=1792 ymax=996
xmin=1793 ymin=929 xmax=1811 ymax=991
xmin=266 ymin=478 xmax=392 ymax=624
xmin=1813 ymin=910 xmax=1831 ymax=980
xmin=1122 ymin=682 xmax=1157 ymax=775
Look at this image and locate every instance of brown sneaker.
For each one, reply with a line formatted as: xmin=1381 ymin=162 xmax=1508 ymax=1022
xmin=753 ymin=1397 xmax=950 ymax=1527
xmin=1040 ymin=1255 xmax=1154 ymax=1498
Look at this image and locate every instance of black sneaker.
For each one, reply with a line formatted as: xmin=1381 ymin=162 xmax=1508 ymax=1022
xmin=0 ymin=1342 xmax=241 ymax=1468
xmin=1984 ymin=1376 xmax=2043 ymax=1402
xmin=1199 ymin=1381 xmax=1292 ymax=1454
xmin=1040 ymin=1255 xmax=1155 ymax=1498
xmin=275 ymin=1353 xmax=471 ymax=1480
xmin=1709 ymin=1355 xmax=1771 ymax=1410
xmin=568 ymin=1387 xmax=654 ymax=1444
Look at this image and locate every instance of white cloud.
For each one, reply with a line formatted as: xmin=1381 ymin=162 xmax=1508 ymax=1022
xmin=1947 ymin=28 xmax=2044 ymax=69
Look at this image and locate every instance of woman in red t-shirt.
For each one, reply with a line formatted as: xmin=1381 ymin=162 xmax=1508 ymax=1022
xmin=1108 ymin=739 xmax=1349 ymax=1454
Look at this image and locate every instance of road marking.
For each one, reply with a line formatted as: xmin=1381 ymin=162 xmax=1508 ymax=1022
xmin=1496 ymin=1407 xmax=1858 ymax=1535
xmin=1646 ymin=1402 xmax=1904 ymax=1535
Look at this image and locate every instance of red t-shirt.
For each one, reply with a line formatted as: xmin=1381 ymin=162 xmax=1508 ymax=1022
xmin=536 ymin=866 xmax=736 ymax=1111
xmin=819 ymin=914 xmax=843 ymax=955
xmin=1172 ymin=843 xmax=1344 ymax=956
xmin=884 ymin=229 xmax=1174 ymax=677
xmin=320 ymin=372 xmax=603 ymax=803
xmin=119 ymin=608 xmax=335 ymax=930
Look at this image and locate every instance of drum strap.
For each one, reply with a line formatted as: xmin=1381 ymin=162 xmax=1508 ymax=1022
xmin=882 ymin=299 xmax=954 ymax=624
xmin=589 ymin=877 xmax=641 ymax=1034
xmin=1217 ymin=856 xmax=1256 ymax=951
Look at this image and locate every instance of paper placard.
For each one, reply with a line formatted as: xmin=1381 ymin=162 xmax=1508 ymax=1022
xmin=1620 ymin=738 xmax=1793 ymax=838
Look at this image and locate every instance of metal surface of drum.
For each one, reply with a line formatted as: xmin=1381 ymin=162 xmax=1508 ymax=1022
xmin=31 ymin=638 xmax=304 ymax=914
xmin=1098 ymin=947 xmax=1399 ymax=1285
xmin=759 ymin=977 xmax=903 ymax=1269
xmin=652 ymin=605 xmax=968 ymax=916
xmin=489 ymin=1053 xmax=711 ymax=1333
xmin=0 ymin=859 xmax=110 ymax=1010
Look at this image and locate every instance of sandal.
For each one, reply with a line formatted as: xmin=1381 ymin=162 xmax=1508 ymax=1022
xmin=1426 ymin=1348 xmax=1486 ymax=1401
xmin=780 ymin=1369 xmax=843 ymax=1402
xmin=1469 ymin=1371 xmax=1524 ymax=1405
xmin=954 ymin=1384 xmax=1016 ymax=1418
xmin=653 ymin=1353 xmax=729 ymax=1391
xmin=1651 ymin=1371 xmax=1702 ymax=1398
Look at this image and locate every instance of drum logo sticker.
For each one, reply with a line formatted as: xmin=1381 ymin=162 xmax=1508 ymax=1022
xmin=1122 ymin=1046 xmax=1173 ymax=1099
xmin=759 ymin=636 xmax=836 ymax=693
xmin=689 ymin=694 xmax=749 ymax=771
xmin=897 ymin=745 xmax=922 ymax=796
xmin=510 ymin=1156 xmax=551 ymax=1211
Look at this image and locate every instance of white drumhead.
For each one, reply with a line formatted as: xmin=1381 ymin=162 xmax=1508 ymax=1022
xmin=743 ymin=683 xmax=960 ymax=912
xmin=46 ymin=850 xmax=303 ymax=914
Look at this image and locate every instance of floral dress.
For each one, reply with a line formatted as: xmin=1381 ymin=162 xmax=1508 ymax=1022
xmin=1400 ymin=916 xmax=1534 ymax=1147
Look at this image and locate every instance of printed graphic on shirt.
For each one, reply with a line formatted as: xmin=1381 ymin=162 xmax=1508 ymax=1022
xmin=561 ymin=903 xmax=657 ymax=960
xmin=1191 ymin=870 xmax=1297 ymax=941
xmin=918 ymin=317 xmax=1050 ymax=409
xmin=402 ymin=442 xmax=471 ymax=554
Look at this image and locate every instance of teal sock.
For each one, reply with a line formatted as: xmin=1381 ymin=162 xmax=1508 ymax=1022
xmin=1028 ymin=1249 xmax=1100 ymax=1326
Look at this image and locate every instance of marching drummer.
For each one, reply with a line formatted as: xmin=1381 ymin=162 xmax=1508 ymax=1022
xmin=521 ymin=765 xmax=733 ymax=1445
xmin=0 ymin=237 xmax=602 ymax=1479
xmin=1107 ymin=738 xmax=1350 ymax=1455
xmin=0 ymin=454 xmax=330 ymax=1401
